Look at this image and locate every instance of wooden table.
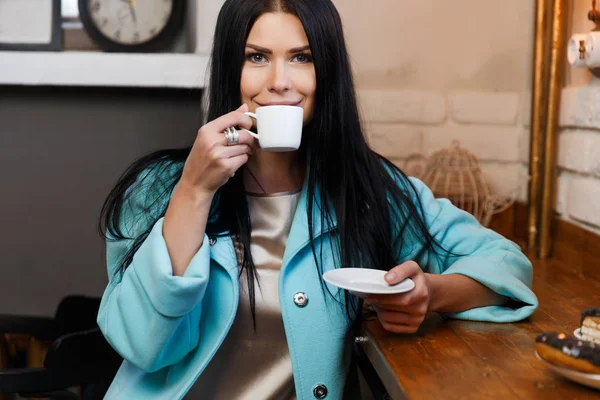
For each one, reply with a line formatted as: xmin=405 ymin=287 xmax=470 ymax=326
xmin=360 ymin=257 xmax=600 ymax=399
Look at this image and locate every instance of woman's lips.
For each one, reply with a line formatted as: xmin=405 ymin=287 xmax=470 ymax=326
xmin=256 ymin=101 xmax=302 ymax=106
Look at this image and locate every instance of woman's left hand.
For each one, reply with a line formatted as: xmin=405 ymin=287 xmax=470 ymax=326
xmin=364 ymin=261 xmax=431 ymax=334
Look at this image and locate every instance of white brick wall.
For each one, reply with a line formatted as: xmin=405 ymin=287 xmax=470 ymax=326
xmin=556 ymin=171 xmax=569 ymax=216
xmin=358 ymin=90 xmax=446 ymax=124
xmin=521 ymin=91 xmax=532 ymax=128
xmin=559 ymin=87 xmax=600 ymax=129
xmin=448 ymin=91 xmax=520 ymax=125
xmin=518 ymin=128 xmax=530 ymax=164
xmin=557 ymin=86 xmax=600 ymax=233
xmin=422 ymin=125 xmax=522 ymax=162
xmin=479 ymin=162 xmax=524 ymax=199
xmin=361 ymin=89 xmax=529 ymax=203
xmin=558 ymin=130 xmax=600 ymax=176
xmin=566 ymin=176 xmax=600 ymax=228
xmin=366 ymin=124 xmax=423 ymax=159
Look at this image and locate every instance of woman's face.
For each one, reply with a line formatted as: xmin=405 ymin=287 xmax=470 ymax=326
xmin=241 ymin=12 xmax=316 ymax=125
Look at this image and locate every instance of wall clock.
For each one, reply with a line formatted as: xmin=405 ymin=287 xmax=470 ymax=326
xmin=78 ymin=0 xmax=185 ymax=52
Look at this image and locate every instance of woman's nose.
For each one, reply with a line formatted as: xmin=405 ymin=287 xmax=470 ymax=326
xmin=268 ymin=61 xmax=292 ymax=93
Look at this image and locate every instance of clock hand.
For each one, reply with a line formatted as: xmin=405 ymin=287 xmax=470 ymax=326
xmin=128 ymin=0 xmax=137 ymax=23
xmin=129 ymin=7 xmax=137 ymax=23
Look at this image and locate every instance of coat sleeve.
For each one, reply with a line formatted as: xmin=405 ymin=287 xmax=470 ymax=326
xmin=97 ymin=166 xmax=211 ymax=372
xmin=396 ymin=177 xmax=538 ymax=323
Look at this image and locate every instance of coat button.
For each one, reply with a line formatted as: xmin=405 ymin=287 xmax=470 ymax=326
xmin=293 ymin=292 xmax=308 ymax=307
xmin=208 ymin=237 xmax=217 ymax=246
xmin=313 ymin=384 xmax=328 ymax=398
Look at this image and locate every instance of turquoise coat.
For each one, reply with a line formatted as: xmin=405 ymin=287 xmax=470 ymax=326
xmin=97 ymin=168 xmax=538 ymax=399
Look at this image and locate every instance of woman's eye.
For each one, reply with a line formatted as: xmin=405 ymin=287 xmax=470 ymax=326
xmin=293 ymin=53 xmax=313 ymax=63
xmin=247 ymin=53 xmax=266 ymax=63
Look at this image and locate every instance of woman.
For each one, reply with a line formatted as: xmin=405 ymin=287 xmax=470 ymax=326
xmin=97 ymin=0 xmax=538 ymax=399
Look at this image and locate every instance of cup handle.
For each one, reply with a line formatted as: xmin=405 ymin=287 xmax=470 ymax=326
xmin=243 ymin=112 xmax=259 ymax=139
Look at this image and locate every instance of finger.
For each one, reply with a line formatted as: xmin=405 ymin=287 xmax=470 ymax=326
xmin=220 ymin=128 xmax=257 ymax=148
xmin=366 ymin=298 xmax=414 ymax=310
xmin=367 ymin=297 xmax=410 ymax=309
xmin=208 ymin=105 xmax=254 ymax=134
xmin=373 ymin=307 xmax=419 ymax=325
xmin=365 ymin=293 xmax=412 ymax=306
xmin=384 ymin=260 xmax=421 ymax=285
xmin=226 ymin=153 xmax=250 ymax=174
xmin=217 ymin=144 xmax=254 ymax=158
xmin=366 ymin=289 xmax=429 ymax=309
xmin=378 ymin=319 xmax=419 ymax=334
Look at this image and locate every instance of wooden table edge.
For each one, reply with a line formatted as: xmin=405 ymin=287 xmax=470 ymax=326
xmin=359 ymin=327 xmax=408 ymax=400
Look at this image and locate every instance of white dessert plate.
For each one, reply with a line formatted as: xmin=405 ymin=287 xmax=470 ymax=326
xmin=322 ymin=268 xmax=415 ymax=296
xmin=535 ymin=351 xmax=600 ymax=390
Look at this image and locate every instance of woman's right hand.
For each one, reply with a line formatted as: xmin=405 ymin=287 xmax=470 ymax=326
xmin=180 ymin=104 xmax=256 ymax=195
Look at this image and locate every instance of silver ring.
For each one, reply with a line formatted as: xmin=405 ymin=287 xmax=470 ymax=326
xmin=224 ymin=127 xmax=239 ymax=145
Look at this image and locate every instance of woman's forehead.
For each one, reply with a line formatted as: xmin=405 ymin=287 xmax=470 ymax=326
xmin=246 ymin=12 xmax=309 ymax=48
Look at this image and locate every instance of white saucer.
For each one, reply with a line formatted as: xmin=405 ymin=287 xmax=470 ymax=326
xmin=322 ymin=268 xmax=415 ymax=296
xmin=535 ymin=351 xmax=600 ymax=390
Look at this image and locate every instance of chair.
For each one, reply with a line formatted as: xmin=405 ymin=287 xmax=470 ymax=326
xmin=0 ymin=296 xmax=122 ymax=400
xmin=0 ymin=295 xmax=102 ymax=342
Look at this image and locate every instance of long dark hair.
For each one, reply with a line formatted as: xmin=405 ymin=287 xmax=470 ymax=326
xmin=99 ymin=0 xmax=449 ymax=328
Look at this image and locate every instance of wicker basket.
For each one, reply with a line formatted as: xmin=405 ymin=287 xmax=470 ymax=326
xmin=417 ymin=141 xmax=517 ymax=227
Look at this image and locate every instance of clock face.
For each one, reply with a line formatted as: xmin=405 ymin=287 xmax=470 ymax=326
xmin=87 ymin=0 xmax=174 ymax=45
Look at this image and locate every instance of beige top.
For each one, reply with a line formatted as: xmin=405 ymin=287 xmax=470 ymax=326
xmin=185 ymin=190 xmax=301 ymax=400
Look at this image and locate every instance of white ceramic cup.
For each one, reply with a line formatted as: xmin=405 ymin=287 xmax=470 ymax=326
xmin=243 ymin=105 xmax=304 ymax=152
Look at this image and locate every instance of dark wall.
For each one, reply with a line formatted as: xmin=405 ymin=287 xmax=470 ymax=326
xmin=0 ymin=85 xmax=203 ymax=316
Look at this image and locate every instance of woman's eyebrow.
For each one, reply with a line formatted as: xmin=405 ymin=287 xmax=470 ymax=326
xmin=288 ymin=45 xmax=311 ymax=53
xmin=246 ymin=44 xmax=272 ymax=54
xmin=246 ymin=44 xmax=311 ymax=54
